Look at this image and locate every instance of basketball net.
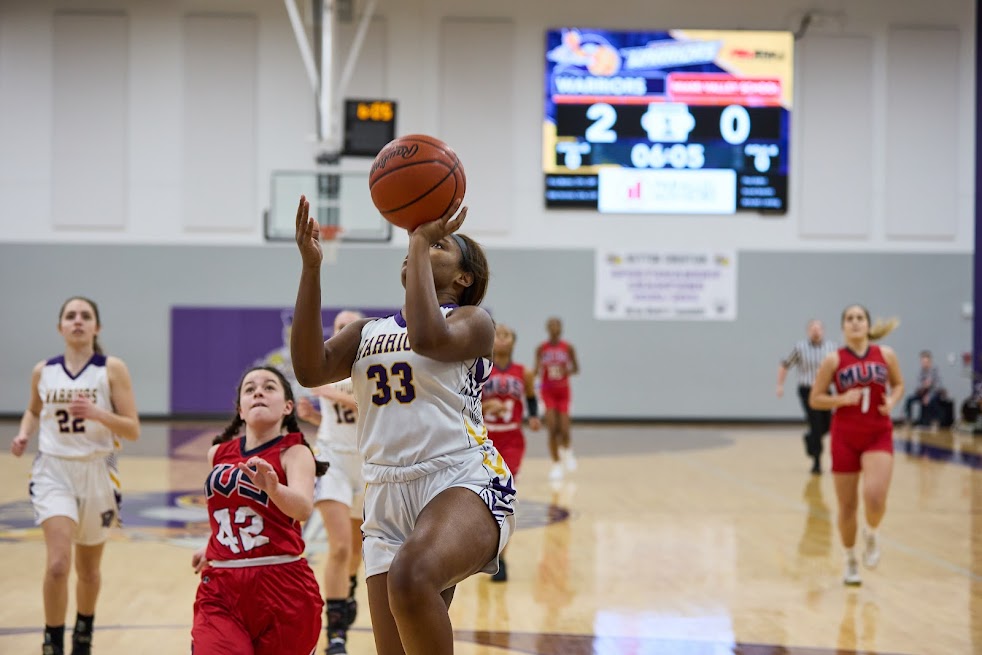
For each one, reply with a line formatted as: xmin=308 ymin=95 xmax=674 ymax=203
xmin=319 ymin=224 xmax=342 ymax=265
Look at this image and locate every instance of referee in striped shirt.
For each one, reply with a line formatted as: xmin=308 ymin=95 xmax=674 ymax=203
xmin=777 ymin=319 xmax=838 ymax=474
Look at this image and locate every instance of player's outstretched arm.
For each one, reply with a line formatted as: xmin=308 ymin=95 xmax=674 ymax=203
xmin=291 ymin=195 xmax=365 ymax=387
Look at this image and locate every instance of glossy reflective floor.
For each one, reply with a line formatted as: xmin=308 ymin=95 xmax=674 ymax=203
xmin=0 ymin=420 xmax=979 ymax=655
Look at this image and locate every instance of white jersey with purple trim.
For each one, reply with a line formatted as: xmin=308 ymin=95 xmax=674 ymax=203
xmin=37 ymin=354 xmax=117 ymax=458
xmin=352 ymin=306 xmax=500 ymax=482
xmin=314 ymin=377 xmax=359 ymax=455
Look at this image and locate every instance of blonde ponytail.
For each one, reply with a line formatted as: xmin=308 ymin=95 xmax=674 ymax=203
xmin=869 ymin=317 xmax=900 ymax=341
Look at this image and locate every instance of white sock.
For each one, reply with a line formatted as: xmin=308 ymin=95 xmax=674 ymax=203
xmin=865 ymin=526 xmax=878 ymax=539
xmin=844 ymin=546 xmax=857 ymax=560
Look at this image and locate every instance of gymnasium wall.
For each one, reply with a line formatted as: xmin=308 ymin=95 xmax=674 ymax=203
xmin=0 ymin=244 xmax=972 ymax=418
xmin=0 ymin=0 xmax=974 ymax=251
xmin=0 ymin=0 xmax=975 ymax=418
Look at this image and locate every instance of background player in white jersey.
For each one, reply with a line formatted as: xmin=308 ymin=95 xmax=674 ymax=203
xmin=296 ymin=309 xmax=365 ymax=655
xmin=291 ymin=195 xmax=515 ymax=655
xmin=9 ymin=297 xmax=140 ymax=655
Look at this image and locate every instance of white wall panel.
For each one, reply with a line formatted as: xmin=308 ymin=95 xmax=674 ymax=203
xmin=182 ymin=14 xmax=257 ymax=232
xmin=884 ymin=27 xmax=960 ymax=239
xmin=438 ymin=18 xmax=515 ymax=235
xmin=798 ymin=35 xmax=874 ymax=238
xmin=52 ymin=12 xmax=128 ymax=229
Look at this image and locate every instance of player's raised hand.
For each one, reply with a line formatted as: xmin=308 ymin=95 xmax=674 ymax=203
xmin=408 ymin=198 xmax=468 ymax=243
xmin=238 ymin=457 xmax=280 ymax=493
xmin=295 ymin=195 xmax=322 ymax=268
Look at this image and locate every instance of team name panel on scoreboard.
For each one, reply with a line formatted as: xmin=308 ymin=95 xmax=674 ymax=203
xmin=543 ymin=29 xmax=794 ymax=214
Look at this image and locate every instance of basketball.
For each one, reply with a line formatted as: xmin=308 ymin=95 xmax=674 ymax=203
xmin=368 ymin=134 xmax=466 ymax=230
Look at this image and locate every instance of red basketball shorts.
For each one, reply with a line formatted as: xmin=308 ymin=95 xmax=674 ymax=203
xmin=489 ymin=429 xmax=526 ymax=477
xmin=830 ymin=425 xmax=894 ymax=474
xmin=192 ymin=558 xmax=323 ymax=655
xmin=541 ymin=385 xmax=570 ymax=414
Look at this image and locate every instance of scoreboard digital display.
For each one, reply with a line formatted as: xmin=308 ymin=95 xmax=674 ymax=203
xmin=544 ymin=29 xmax=794 ymax=214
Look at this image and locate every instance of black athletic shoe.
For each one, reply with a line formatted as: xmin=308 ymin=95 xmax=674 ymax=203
xmin=326 ymin=636 xmax=347 ymax=655
xmin=491 ymin=558 xmax=508 ymax=582
xmin=72 ymin=634 xmax=92 ymax=655
xmin=42 ymin=645 xmax=63 ymax=655
xmin=810 ymin=458 xmax=821 ymax=475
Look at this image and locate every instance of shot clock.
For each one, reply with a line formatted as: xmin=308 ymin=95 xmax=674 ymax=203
xmin=543 ymin=29 xmax=794 ymax=214
xmin=343 ymin=99 xmax=397 ymax=157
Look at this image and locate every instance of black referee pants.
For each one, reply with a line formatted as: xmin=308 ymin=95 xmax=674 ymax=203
xmin=797 ymin=385 xmax=831 ymax=459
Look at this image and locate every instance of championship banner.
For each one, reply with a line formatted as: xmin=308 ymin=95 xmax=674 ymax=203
xmin=170 ymin=306 xmax=397 ymax=414
xmin=594 ymin=250 xmax=737 ymax=320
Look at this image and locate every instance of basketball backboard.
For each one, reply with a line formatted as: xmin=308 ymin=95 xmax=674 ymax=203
xmin=266 ymin=169 xmax=391 ymax=242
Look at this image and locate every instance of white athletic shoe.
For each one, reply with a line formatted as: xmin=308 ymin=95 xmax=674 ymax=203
xmin=549 ymin=462 xmax=564 ymax=482
xmin=564 ymin=449 xmax=577 ymax=472
xmin=862 ymin=529 xmax=881 ymax=569
xmin=843 ymin=556 xmax=862 ymax=586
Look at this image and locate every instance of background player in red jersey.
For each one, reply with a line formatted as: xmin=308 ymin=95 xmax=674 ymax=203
xmin=809 ymin=306 xmax=903 ymax=586
xmin=534 ymin=317 xmax=579 ymax=482
xmin=482 ymin=322 xmax=541 ymax=581
xmin=190 ymin=366 xmax=327 ymax=654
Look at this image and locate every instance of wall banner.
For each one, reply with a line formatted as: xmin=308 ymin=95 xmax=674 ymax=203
xmin=595 ymin=250 xmax=737 ymax=320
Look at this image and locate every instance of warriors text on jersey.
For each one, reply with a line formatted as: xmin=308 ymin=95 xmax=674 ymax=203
xmin=831 ymin=345 xmax=892 ymax=432
xmin=315 ymin=377 xmax=358 ymax=454
xmin=204 ymin=433 xmax=306 ymax=561
xmin=483 ymin=362 xmax=527 ymax=433
xmin=538 ymin=341 xmax=573 ymax=389
xmin=38 ymin=354 xmax=117 ymax=458
xmin=351 ymin=307 xmax=499 ymax=479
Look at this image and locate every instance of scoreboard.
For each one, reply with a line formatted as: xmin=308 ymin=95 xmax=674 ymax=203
xmin=544 ymin=29 xmax=794 ymax=214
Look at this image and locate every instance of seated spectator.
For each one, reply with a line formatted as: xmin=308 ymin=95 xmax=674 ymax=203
xmin=904 ymin=350 xmax=944 ymax=426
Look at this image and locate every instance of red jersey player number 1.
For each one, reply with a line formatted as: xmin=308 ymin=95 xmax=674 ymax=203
xmin=809 ymin=305 xmax=903 ymax=588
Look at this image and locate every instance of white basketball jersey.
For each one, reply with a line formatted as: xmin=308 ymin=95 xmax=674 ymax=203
xmin=352 ymin=307 xmax=493 ymax=477
xmin=314 ymin=377 xmax=359 ymax=454
xmin=37 ymin=354 xmax=117 ymax=458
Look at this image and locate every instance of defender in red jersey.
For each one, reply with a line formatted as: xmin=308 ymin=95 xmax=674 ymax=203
xmin=483 ymin=323 xmax=541 ymax=582
xmin=810 ymin=305 xmax=903 ymax=587
xmin=190 ymin=367 xmax=327 ymax=655
xmin=534 ymin=317 xmax=579 ymax=481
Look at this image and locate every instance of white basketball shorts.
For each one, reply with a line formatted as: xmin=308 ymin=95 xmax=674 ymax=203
xmin=314 ymin=446 xmax=365 ymax=519
xmin=30 ymin=452 xmax=121 ymax=545
xmin=361 ymin=451 xmax=516 ymax=578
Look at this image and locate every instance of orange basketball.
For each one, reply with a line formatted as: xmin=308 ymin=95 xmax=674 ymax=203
xmin=368 ymin=134 xmax=466 ymax=230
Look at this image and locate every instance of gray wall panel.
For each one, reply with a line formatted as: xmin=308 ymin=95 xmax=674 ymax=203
xmin=1 ymin=245 xmax=971 ymax=419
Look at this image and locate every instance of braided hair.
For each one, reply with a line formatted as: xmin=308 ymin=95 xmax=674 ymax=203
xmin=214 ymin=366 xmax=328 ymax=476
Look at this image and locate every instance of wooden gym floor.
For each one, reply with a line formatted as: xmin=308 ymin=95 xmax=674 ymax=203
xmin=0 ymin=419 xmax=978 ymax=655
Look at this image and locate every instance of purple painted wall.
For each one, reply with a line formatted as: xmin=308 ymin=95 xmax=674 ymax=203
xmin=169 ymin=306 xmax=395 ymax=414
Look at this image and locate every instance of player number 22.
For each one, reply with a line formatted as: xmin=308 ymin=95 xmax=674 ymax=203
xmin=213 ymin=506 xmax=269 ymax=554
xmin=367 ymin=362 xmax=417 ymax=406
xmin=55 ymin=409 xmax=84 ymax=434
